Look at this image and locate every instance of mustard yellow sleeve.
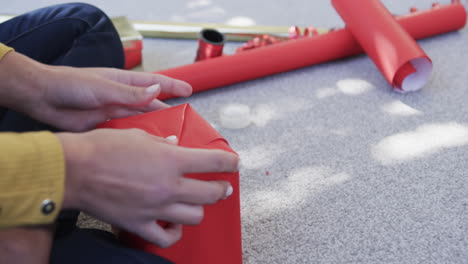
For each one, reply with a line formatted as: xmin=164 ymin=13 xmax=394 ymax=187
xmin=0 ymin=132 xmax=65 ymax=228
xmin=0 ymin=43 xmax=14 ymax=61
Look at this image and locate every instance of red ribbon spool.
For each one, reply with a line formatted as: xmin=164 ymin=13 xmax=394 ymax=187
xmin=195 ymin=29 xmax=225 ymax=62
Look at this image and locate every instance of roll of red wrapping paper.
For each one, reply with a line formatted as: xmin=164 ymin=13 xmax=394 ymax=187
xmin=156 ymin=2 xmax=466 ymax=100
xmin=332 ymin=0 xmax=431 ymax=92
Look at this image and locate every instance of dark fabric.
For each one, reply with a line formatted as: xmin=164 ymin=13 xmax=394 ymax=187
xmin=0 ymin=3 xmax=171 ymax=263
xmin=0 ymin=2 xmax=124 ymax=67
xmin=0 ymin=2 xmax=124 ymax=132
xmin=51 ymin=229 xmax=173 ymax=264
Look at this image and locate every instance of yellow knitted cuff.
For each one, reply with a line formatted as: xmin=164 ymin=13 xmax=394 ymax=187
xmin=0 ymin=43 xmax=14 ymax=61
xmin=0 ymin=132 xmax=65 ymax=228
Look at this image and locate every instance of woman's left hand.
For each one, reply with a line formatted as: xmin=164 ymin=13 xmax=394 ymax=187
xmin=0 ymin=51 xmax=192 ymax=132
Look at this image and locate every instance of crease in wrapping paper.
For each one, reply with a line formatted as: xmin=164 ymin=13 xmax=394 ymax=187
xmin=97 ymin=104 xmax=243 ymax=264
xmin=155 ymin=2 xmax=466 ymax=100
xmin=332 ymin=0 xmax=432 ymax=92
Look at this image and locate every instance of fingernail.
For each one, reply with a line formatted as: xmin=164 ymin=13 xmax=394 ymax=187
xmin=146 ymin=83 xmax=160 ymax=94
xmin=224 ymin=185 xmax=233 ymax=199
xmin=166 ymin=135 xmax=178 ymax=144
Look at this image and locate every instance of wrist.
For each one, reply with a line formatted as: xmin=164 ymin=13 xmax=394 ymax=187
xmin=0 ymin=51 xmax=49 ymax=112
xmin=0 ymin=225 xmax=55 ymax=264
xmin=56 ymin=132 xmax=94 ymax=210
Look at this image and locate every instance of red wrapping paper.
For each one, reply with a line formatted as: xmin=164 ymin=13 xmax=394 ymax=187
xmin=98 ymin=104 xmax=242 ymax=264
xmin=332 ymin=0 xmax=431 ymax=92
xmin=156 ymin=2 xmax=466 ymax=99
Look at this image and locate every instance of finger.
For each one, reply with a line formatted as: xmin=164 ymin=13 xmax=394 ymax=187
xmin=90 ymin=68 xmax=192 ymax=98
xmin=127 ymin=129 xmax=179 ymax=145
xmin=147 ymin=134 xmax=179 ymax=145
xmin=165 ymin=135 xmax=179 ymax=145
xmin=137 ymin=221 xmax=182 ymax=248
xmin=92 ymin=100 xmax=169 ymax=125
xmin=176 ymin=148 xmax=239 ymax=174
xmin=111 ymin=83 xmax=162 ymax=107
xmin=62 ymin=108 xmax=141 ymax=131
xmin=175 ymin=179 xmax=233 ymax=204
xmin=160 ymin=223 xmax=183 ymax=248
xmin=131 ymin=98 xmax=171 ymax=112
xmin=157 ymin=203 xmax=204 ymax=225
xmin=154 ymin=74 xmax=192 ymax=97
xmin=104 ymin=108 xmax=142 ymax=120
xmin=125 ymin=71 xmax=192 ymax=97
xmin=46 ymin=109 xmax=109 ymax=132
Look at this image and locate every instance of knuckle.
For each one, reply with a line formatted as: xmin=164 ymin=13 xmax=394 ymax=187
xmin=159 ymin=77 xmax=175 ymax=93
xmin=212 ymin=150 xmax=238 ymax=172
xmin=130 ymin=86 xmax=142 ymax=101
xmin=164 ymin=148 xmax=179 ymax=161
xmin=158 ymin=238 xmax=173 ymax=249
xmin=213 ymin=154 xmax=227 ymax=172
xmin=75 ymin=123 xmax=90 ymax=132
xmin=205 ymin=186 xmax=223 ymax=204
xmin=165 ymin=149 xmax=185 ymax=170
xmin=128 ymin=128 xmax=143 ymax=134
xmin=174 ymin=228 xmax=183 ymax=242
xmin=154 ymin=177 xmax=180 ymax=202
xmin=157 ymin=183 xmax=177 ymax=202
xmin=158 ymin=231 xmax=181 ymax=249
xmin=140 ymin=187 xmax=161 ymax=206
xmin=192 ymin=206 xmax=205 ymax=224
xmin=168 ymin=80 xmax=176 ymax=94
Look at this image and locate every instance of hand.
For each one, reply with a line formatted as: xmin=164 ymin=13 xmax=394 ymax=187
xmin=0 ymin=51 xmax=192 ymax=132
xmin=57 ymin=129 xmax=239 ymax=248
xmin=0 ymin=225 xmax=55 ymax=264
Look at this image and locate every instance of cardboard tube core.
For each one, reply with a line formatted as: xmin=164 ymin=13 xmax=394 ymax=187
xmin=398 ymin=58 xmax=433 ymax=92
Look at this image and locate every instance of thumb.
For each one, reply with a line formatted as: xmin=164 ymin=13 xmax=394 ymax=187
xmin=113 ymin=83 xmax=161 ymax=107
xmin=138 ymin=221 xmax=182 ymax=248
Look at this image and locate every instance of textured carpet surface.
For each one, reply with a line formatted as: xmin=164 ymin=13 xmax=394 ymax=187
xmin=5 ymin=1 xmax=468 ymax=263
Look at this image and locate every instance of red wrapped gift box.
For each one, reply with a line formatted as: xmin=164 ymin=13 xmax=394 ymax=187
xmin=97 ymin=104 xmax=242 ymax=264
xmin=123 ymin=39 xmax=143 ymax=70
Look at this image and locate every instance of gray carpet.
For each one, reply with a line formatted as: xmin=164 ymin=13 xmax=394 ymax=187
xmin=5 ymin=0 xmax=468 ymax=263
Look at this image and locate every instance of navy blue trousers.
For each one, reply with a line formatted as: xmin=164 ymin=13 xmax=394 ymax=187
xmin=0 ymin=3 xmax=171 ymax=264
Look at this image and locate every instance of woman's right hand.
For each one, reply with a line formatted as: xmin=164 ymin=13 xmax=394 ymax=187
xmin=56 ymin=128 xmax=239 ymax=248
